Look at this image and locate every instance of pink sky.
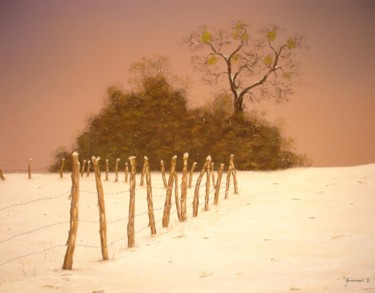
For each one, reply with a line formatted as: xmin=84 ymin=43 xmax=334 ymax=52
xmin=1 ymin=0 xmax=374 ymax=169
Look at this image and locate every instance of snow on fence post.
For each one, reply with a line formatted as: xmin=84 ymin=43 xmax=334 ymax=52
xmin=86 ymin=160 xmax=91 ymax=177
xmin=0 ymin=168 xmax=5 ymax=181
xmin=144 ymin=156 xmax=157 ymax=235
xmin=214 ymin=163 xmax=224 ymax=205
xmin=125 ymin=162 xmax=129 ymax=183
xmin=28 ymin=159 xmax=32 ymax=179
xmin=60 ymin=158 xmax=65 ymax=178
xmin=115 ymin=158 xmax=120 ymax=182
xmin=180 ymin=153 xmax=189 ymax=221
xmin=162 ymin=155 xmax=177 ymax=228
xmin=193 ymin=159 xmax=208 ymax=217
xmin=92 ymin=156 xmax=108 ymax=261
xmin=80 ymin=160 xmax=86 ymax=177
xmin=105 ymin=159 xmax=109 ymax=181
xmin=62 ymin=152 xmax=80 ymax=270
xmin=160 ymin=160 xmax=168 ymax=188
xmin=127 ymin=156 xmax=136 ymax=248
xmin=204 ymin=156 xmax=212 ymax=211
xmin=188 ymin=162 xmax=197 ymax=188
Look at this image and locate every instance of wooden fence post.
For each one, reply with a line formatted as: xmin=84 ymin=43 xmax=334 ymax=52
xmin=0 ymin=168 xmax=5 ymax=181
xmin=81 ymin=160 xmax=86 ymax=177
xmin=105 ymin=159 xmax=109 ymax=181
xmin=162 ymin=155 xmax=177 ymax=228
xmin=192 ymin=160 xmax=208 ymax=217
xmin=144 ymin=156 xmax=157 ymax=235
xmin=188 ymin=162 xmax=197 ymax=188
xmin=60 ymin=158 xmax=65 ymax=178
xmin=86 ymin=160 xmax=91 ymax=177
xmin=180 ymin=153 xmax=189 ymax=221
xmin=214 ymin=163 xmax=224 ymax=205
xmin=115 ymin=158 xmax=120 ymax=182
xmin=92 ymin=156 xmax=108 ymax=261
xmin=211 ymin=162 xmax=216 ymax=188
xmin=127 ymin=156 xmax=136 ymax=248
xmin=230 ymin=154 xmax=239 ymax=194
xmin=28 ymin=159 xmax=32 ymax=179
xmin=62 ymin=152 xmax=80 ymax=270
xmin=204 ymin=156 xmax=212 ymax=211
xmin=125 ymin=162 xmax=129 ymax=183
xmin=160 ymin=160 xmax=168 ymax=188
xmin=174 ymin=171 xmax=182 ymax=222
xmin=140 ymin=159 xmax=146 ymax=186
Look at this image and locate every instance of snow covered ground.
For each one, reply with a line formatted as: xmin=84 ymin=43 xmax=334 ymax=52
xmin=0 ymin=165 xmax=374 ymax=292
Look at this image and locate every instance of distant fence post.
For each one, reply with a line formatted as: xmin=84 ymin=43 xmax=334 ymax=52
xmin=230 ymin=154 xmax=239 ymax=194
xmin=28 ymin=159 xmax=32 ymax=179
xmin=214 ymin=163 xmax=224 ymax=205
xmin=127 ymin=156 xmax=136 ymax=248
xmin=115 ymin=158 xmax=120 ymax=182
xmin=180 ymin=153 xmax=189 ymax=221
xmin=86 ymin=160 xmax=91 ymax=177
xmin=62 ymin=152 xmax=80 ymax=270
xmin=144 ymin=156 xmax=157 ymax=235
xmin=81 ymin=160 xmax=86 ymax=177
xmin=125 ymin=162 xmax=129 ymax=183
xmin=92 ymin=156 xmax=108 ymax=261
xmin=105 ymin=159 xmax=109 ymax=181
xmin=60 ymin=158 xmax=65 ymax=178
xmin=160 ymin=160 xmax=168 ymax=188
xmin=162 ymin=155 xmax=177 ymax=228
xmin=193 ymin=159 xmax=208 ymax=217
xmin=204 ymin=156 xmax=212 ymax=211
xmin=188 ymin=162 xmax=197 ymax=188
xmin=0 ymin=168 xmax=5 ymax=181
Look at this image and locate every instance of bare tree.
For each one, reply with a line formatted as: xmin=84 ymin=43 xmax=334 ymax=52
xmin=184 ymin=21 xmax=306 ymax=115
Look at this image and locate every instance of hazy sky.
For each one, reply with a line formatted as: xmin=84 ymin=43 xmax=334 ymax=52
xmin=1 ymin=0 xmax=374 ymax=170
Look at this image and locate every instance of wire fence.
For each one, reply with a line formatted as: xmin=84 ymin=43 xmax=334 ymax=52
xmin=0 ymin=163 xmax=236 ymax=270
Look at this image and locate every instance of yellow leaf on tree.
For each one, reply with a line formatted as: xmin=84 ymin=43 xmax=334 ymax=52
xmin=264 ymin=55 xmax=273 ymax=66
xmin=207 ymin=55 xmax=218 ymax=65
xmin=287 ymin=38 xmax=297 ymax=49
xmin=201 ymin=31 xmax=212 ymax=43
xmin=267 ymin=31 xmax=276 ymax=42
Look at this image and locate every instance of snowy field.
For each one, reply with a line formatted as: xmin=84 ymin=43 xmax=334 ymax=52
xmin=0 ymin=165 xmax=374 ymax=292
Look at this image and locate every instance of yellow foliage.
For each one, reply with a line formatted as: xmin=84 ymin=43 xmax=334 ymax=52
xmin=287 ymin=38 xmax=297 ymax=49
xmin=207 ymin=55 xmax=218 ymax=65
xmin=267 ymin=31 xmax=277 ymax=42
xmin=201 ymin=31 xmax=212 ymax=43
xmin=264 ymin=55 xmax=273 ymax=66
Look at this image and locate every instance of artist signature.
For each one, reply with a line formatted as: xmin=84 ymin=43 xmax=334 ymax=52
xmin=345 ymin=277 xmax=371 ymax=287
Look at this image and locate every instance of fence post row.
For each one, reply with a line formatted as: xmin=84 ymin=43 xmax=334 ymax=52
xmin=62 ymin=152 xmax=80 ymax=270
xmin=92 ymin=156 xmax=109 ymax=261
xmin=127 ymin=156 xmax=136 ymax=248
xmin=144 ymin=156 xmax=157 ymax=235
xmin=162 ymin=155 xmax=177 ymax=228
xmin=180 ymin=153 xmax=189 ymax=221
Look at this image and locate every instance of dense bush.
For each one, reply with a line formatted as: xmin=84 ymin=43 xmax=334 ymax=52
xmin=50 ymin=76 xmax=310 ymax=172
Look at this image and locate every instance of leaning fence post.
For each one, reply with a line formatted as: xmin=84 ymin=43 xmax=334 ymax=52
xmin=180 ymin=153 xmax=189 ymax=221
xmin=115 ymin=158 xmax=120 ymax=182
xmin=174 ymin=171 xmax=182 ymax=222
xmin=62 ymin=152 xmax=80 ymax=270
xmin=144 ymin=157 xmax=157 ymax=235
xmin=188 ymin=162 xmax=197 ymax=188
xmin=105 ymin=159 xmax=109 ymax=181
xmin=211 ymin=162 xmax=215 ymax=188
xmin=127 ymin=156 xmax=136 ymax=248
xmin=86 ymin=160 xmax=91 ymax=177
xmin=81 ymin=160 xmax=86 ymax=177
xmin=214 ymin=163 xmax=224 ymax=205
xmin=204 ymin=156 xmax=212 ymax=211
xmin=162 ymin=155 xmax=177 ymax=228
xmin=28 ymin=159 xmax=32 ymax=179
xmin=60 ymin=158 xmax=65 ymax=178
xmin=160 ymin=160 xmax=168 ymax=188
xmin=192 ymin=160 xmax=208 ymax=217
xmin=0 ymin=168 xmax=5 ymax=181
xmin=92 ymin=156 xmax=108 ymax=261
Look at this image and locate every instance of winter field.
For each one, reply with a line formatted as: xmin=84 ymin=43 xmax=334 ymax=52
xmin=0 ymin=164 xmax=374 ymax=292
